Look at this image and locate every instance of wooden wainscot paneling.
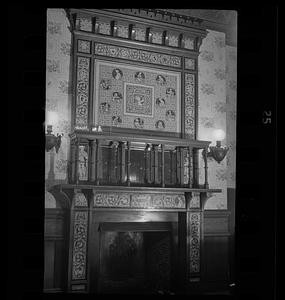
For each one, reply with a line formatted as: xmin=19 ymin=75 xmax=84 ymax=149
xmin=44 ymin=208 xmax=69 ymax=292
xmin=201 ymin=210 xmax=231 ymax=287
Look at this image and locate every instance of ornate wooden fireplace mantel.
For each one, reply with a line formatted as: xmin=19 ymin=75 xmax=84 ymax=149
xmin=46 ymin=9 xmax=225 ymax=294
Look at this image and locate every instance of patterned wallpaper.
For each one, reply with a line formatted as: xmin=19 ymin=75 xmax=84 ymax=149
xmin=226 ymin=45 xmax=237 ymax=189
xmin=94 ymin=60 xmax=181 ymax=132
xmin=198 ymin=30 xmax=227 ymax=209
xmin=198 ymin=30 xmax=237 ymax=209
xmin=45 ymin=9 xmax=72 ymax=181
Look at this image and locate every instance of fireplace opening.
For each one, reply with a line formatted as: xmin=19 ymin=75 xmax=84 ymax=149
xmin=98 ymin=222 xmax=174 ymax=294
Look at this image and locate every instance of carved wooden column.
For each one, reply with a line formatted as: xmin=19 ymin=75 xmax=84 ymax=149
xmin=95 ymin=140 xmax=100 ymax=185
xmin=90 ymin=139 xmax=97 ymax=183
xmin=153 ymin=144 xmax=159 ymax=184
xmin=75 ymin=139 xmax=80 ymax=184
xmin=161 ymin=144 xmax=165 ymax=187
xmin=188 ymin=146 xmax=192 ymax=188
xmin=70 ymin=141 xmax=76 ymax=183
xmin=126 ymin=141 xmax=131 ymax=186
xmin=193 ymin=148 xmax=199 ymax=188
xmin=203 ymin=147 xmax=209 ymax=189
xmin=120 ymin=142 xmax=126 ymax=184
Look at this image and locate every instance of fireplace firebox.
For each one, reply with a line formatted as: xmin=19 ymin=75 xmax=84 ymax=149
xmin=98 ymin=223 xmax=173 ymax=294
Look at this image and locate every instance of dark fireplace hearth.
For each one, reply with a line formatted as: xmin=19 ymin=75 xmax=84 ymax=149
xmin=98 ymin=223 xmax=173 ymax=294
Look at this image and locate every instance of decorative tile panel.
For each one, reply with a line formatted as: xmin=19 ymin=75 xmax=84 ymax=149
xmin=151 ymin=30 xmax=163 ymax=44
xmin=189 ymin=192 xmax=200 ymax=208
xmin=78 ymin=16 xmax=92 ymax=32
xmin=98 ymin=21 xmax=111 ymax=35
xmin=94 ymin=60 xmax=181 ymax=133
xmin=117 ymin=23 xmax=129 ymax=38
xmin=77 ymin=40 xmax=91 ymax=54
xmin=72 ymin=211 xmax=88 ymax=280
xmin=134 ymin=27 xmax=146 ymax=41
xmin=75 ymin=56 xmax=90 ymax=130
xmin=168 ymin=32 xmax=179 ymax=47
xmin=184 ymin=36 xmax=195 ymax=50
xmin=93 ymin=192 xmax=185 ymax=209
xmin=74 ymin=191 xmax=88 ymax=207
xmin=184 ymin=73 xmax=196 ymax=138
xmin=185 ymin=58 xmax=195 ymax=70
xmin=94 ymin=43 xmax=182 ymax=68
xmin=124 ymin=83 xmax=154 ymax=117
xmin=189 ymin=212 xmax=201 ymax=273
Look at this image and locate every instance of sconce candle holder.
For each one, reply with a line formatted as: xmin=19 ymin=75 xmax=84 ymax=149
xmin=45 ymin=125 xmax=63 ymax=153
xmin=203 ymin=141 xmax=229 ymax=164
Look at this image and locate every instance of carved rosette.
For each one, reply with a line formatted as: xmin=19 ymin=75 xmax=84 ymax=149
xmin=75 ymin=57 xmax=90 ymax=130
xmin=94 ymin=43 xmax=182 ymax=68
xmin=93 ymin=193 xmax=185 ymax=209
xmin=189 ymin=212 xmax=201 ymax=274
xmin=72 ymin=211 xmax=88 ymax=280
xmin=184 ymin=73 xmax=196 ymax=138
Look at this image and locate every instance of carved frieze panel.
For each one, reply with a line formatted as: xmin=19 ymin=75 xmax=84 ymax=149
xmin=184 ymin=73 xmax=196 ymax=138
xmin=72 ymin=211 xmax=88 ymax=280
xmin=94 ymin=43 xmax=182 ymax=68
xmin=189 ymin=212 xmax=201 ymax=274
xmin=93 ymin=192 xmax=186 ymax=209
xmin=75 ymin=56 xmax=90 ymax=130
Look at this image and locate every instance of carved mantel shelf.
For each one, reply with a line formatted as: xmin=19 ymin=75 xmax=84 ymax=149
xmin=57 ymin=184 xmax=221 ymax=194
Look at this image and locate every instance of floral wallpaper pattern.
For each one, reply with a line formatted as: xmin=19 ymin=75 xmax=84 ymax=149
xmin=46 ymin=9 xmax=72 ymax=181
xmin=198 ymin=30 xmax=227 ymax=209
xmin=198 ymin=31 xmax=237 ymax=209
xmin=226 ymin=45 xmax=237 ymax=189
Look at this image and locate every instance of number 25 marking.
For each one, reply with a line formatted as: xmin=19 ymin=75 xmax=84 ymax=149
xmin=263 ymin=110 xmax=272 ymax=124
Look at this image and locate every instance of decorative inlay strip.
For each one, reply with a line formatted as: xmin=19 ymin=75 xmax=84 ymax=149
xmin=72 ymin=211 xmax=88 ymax=280
xmin=189 ymin=212 xmax=200 ymax=273
xmin=94 ymin=43 xmax=182 ymax=68
xmin=93 ymin=192 xmax=185 ymax=209
xmin=184 ymin=73 xmax=196 ymax=138
xmin=75 ymin=56 xmax=90 ymax=130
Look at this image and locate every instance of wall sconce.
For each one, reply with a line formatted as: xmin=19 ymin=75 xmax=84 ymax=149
xmin=45 ymin=111 xmax=63 ymax=153
xmin=203 ymin=129 xmax=229 ymax=163
xmin=45 ymin=125 xmax=63 ymax=153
